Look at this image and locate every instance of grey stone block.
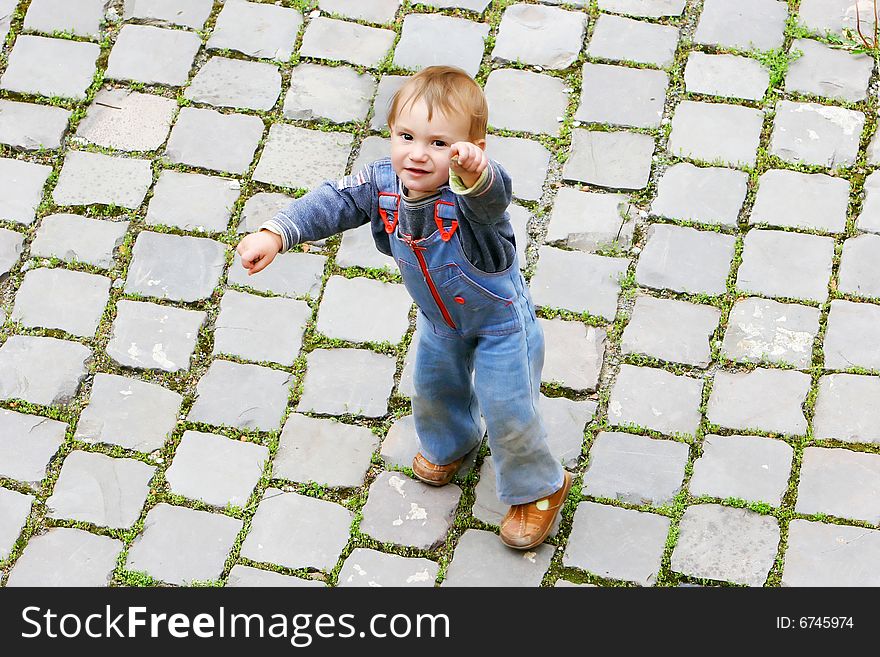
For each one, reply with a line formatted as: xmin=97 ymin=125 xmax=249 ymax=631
xmin=360 ymin=470 xmax=461 ymax=550
xmin=236 ymin=192 xmax=295 ymax=234
xmin=563 ymin=502 xmax=670 ymax=585
xmin=302 ymin=16 xmax=395 ymax=68
xmin=683 ymin=52 xmax=770 ymax=101
xmin=6 ymin=527 xmax=122 ymax=586
xmin=0 ymin=336 xmax=90 ymax=406
xmin=106 ymin=24 xmax=200 ymax=86
xmin=608 ymin=364 xmax=703 ymax=437
xmin=52 ymin=150 xmax=152 ymax=209
xmin=273 ymin=413 xmax=379 ymax=488
xmin=229 ymin=250 xmax=326 ymax=299
xmin=823 ymin=300 xmax=880 ymax=371
xmin=24 ymin=0 xmax=105 ymax=37
xmin=492 ymin=4 xmax=586 ymax=69
xmin=796 ymin=447 xmax=880 ymax=523
xmin=298 ymin=348 xmax=396 ymax=418
xmin=338 ymin=548 xmax=438 ymax=587
xmin=651 ymin=163 xmax=748 ymax=228
xmin=47 ymin=451 xmax=155 ymax=528
xmin=0 ymin=0 xmax=12 ymax=43
xmin=576 ymin=63 xmax=668 ymax=129
xmin=253 ymin=124 xmax=353 ymax=191
xmin=540 ymin=317 xmax=606 ymax=392
xmin=106 ymin=300 xmax=206 ymax=373
xmin=442 ymin=529 xmax=553 ymax=586
xmin=318 ymin=0 xmax=400 ymax=23
xmin=165 ymin=107 xmax=264 ymax=175
xmin=30 ymin=214 xmax=128 ymax=269
xmin=588 ymin=13 xmax=678 ymax=67
xmin=11 ymin=267 xmax=111 ymax=338
xmin=564 ymin=128 xmax=655 ymax=189
xmin=636 ymin=223 xmax=735 ymax=296
xmin=798 ymin=0 xmax=871 ymax=37
xmin=813 ymin=374 xmax=880 ymax=444
xmin=336 ymin=223 xmax=398 ymax=272
xmin=146 ymin=171 xmax=239 ymax=233
xmin=207 ymin=0 xmax=302 ymax=61
xmin=707 ymin=368 xmax=810 ymax=435
xmin=0 ymin=408 xmax=66 ymax=483
xmin=839 ymin=234 xmax=880 ymax=298
xmin=786 ymin=38 xmax=872 ymax=102
xmin=187 ymin=360 xmax=292 ymax=431
xmin=857 ymin=170 xmax=880 ymax=233
xmin=695 ymin=0 xmax=787 ymax=50
xmin=283 ymin=63 xmax=376 ymax=124
xmin=598 ymin=0 xmax=684 ymax=15
xmin=430 ymin=0 xmax=492 ymax=9
xmin=770 ymin=100 xmax=864 ymax=167
xmin=0 ymin=100 xmax=71 ymax=150
xmin=531 ymin=246 xmax=627 ymax=319
xmin=668 ymin=100 xmax=764 ymax=167
xmin=76 ymin=89 xmax=176 ymax=152
xmin=316 ymin=275 xmax=411 ymax=344
xmin=485 ymin=135 xmax=551 ymax=202
xmin=379 ymin=414 xmax=480 ymax=478
xmin=0 ymin=158 xmax=52 ymax=225
xmin=185 ymin=57 xmax=281 ymax=112
xmin=240 ymin=488 xmax=351 ymax=571
xmin=227 ymin=565 xmax=325 ymax=587
xmin=541 ymin=395 xmax=598 ymax=468
xmin=0 ymin=35 xmax=99 ymax=100
xmin=350 ymin=136 xmax=392 ymax=175
xmin=546 ymin=187 xmax=635 ymax=252
xmin=74 ymin=373 xmax=182 ymax=453
xmin=736 ymin=229 xmax=834 ymax=302
xmin=621 ymin=295 xmax=720 ymax=367
xmin=126 ymin=503 xmax=242 ymax=585
xmin=484 ymin=69 xmax=568 ymax=136
xmin=370 ymin=76 xmax=407 ymax=131
xmin=721 ymin=297 xmax=819 ymax=368
xmin=0 ymin=227 xmax=24 ymax=276
xmin=689 ymin=434 xmax=793 ymax=506
xmin=123 ymin=0 xmax=214 ymax=29
xmin=0 ymin=488 xmax=32 ymax=560
xmin=750 ymin=169 xmax=849 ymax=233
xmin=393 ymin=14 xmax=488 ymax=77
xmin=671 ymin=504 xmax=779 ymax=586
xmin=165 ymin=430 xmax=269 ymax=507
xmin=783 ymin=520 xmax=880 ymax=586
xmin=582 ymin=431 xmax=689 ymax=505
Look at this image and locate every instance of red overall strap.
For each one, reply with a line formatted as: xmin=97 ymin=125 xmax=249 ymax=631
xmin=378 ymin=191 xmax=400 ymax=234
xmin=434 ymin=200 xmax=458 ymax=242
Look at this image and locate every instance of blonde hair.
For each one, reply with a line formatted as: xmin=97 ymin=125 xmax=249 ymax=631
xmin=387 ymin=66 xmax=488 ymax=141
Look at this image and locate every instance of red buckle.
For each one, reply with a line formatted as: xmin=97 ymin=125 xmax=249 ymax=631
xmin=378 ymin=191 xmax=400 ymax=234
xmin=434 ymin=200 xmax=457 ymax=242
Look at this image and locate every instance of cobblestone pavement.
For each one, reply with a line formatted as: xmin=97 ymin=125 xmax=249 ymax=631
xmin=1 ymin=0 xmax=879 ymax=588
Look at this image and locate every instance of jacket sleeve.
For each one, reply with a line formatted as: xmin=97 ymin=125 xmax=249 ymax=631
xmin=448 ymin=159 xmax=513 ymax=225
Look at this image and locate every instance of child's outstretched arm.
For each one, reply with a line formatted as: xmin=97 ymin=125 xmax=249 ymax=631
xmin=448 ymin=142 xmax=512 ymax=225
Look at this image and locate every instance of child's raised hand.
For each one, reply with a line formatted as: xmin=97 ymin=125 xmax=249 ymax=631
xmin=449 ymin=141 xmax=488 ymax=180
xmin=236 ymin=230 xmax=283 ymax=276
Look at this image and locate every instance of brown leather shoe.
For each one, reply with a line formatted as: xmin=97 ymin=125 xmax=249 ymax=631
xmin=412 ymin=452 xmax=464 ymax=486
xmin=499 ymin=471 xmax=573 ymax=550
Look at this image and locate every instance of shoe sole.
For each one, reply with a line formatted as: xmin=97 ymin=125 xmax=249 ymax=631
xmin=500 ymin=471 xmax=573 ymax=550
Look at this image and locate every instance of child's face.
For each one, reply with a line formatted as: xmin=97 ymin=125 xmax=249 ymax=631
xmin=389 ymin=98 xmax=483 ymax=194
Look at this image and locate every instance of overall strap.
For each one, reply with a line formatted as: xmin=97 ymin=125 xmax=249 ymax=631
xmin=373 ymin=159 xmax=400 ymax=234
xmin=434 ymin=188 xmax=459 ymax=242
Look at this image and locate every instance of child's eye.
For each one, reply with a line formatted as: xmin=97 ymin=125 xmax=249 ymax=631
xmin=400 ymin=132 xmax=413 ymax=141
xmin=432 ymin=140 xmax=447 ymax=147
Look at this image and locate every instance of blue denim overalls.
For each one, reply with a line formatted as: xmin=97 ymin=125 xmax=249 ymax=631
xmin=374 ymin=162 xmax=564 ymax=505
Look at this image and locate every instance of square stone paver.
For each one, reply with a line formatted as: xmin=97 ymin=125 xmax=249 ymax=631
xmin=207 ymin=0 xmax=302 ymax=61
xmin=125 ymin=231 xmax=226 ymax=302
xmin=0 ymin=227 xmax=24 ymax=276
xmin=46 ymin=451 xmax=155 ymax=529
xmin=484 ymin=69 xmax=568 ymax=136
xmin=689 ymin=434 xmax=793 ymax=506
xmin=668 ymin=101 xmax=764 ymax=167
xmin=798 ymin=0 xmax=873 ymax=37
xmin=671 ymin=504 xmax=780 ymax=586
xmin=796 ymin=447 xmax=880 ymax=523
xmin=274 ymin=413 xmax=379 ymax=488
xmin=636 ymin=224 xmax=735 ymax=296
xmin=336 ymin=223 xmax=399 ymax=272
xmin=0 ymin=488 xmax=32 ymax=561
xmin=485 ymin=135 xmax=551 ymax=202
xmin=105 ymin=24 xmax=201 ymax=86
xmin=126 ymin=503 xmax=243 ymax=585
xmin=545 ymin=188 xmax=635 ymax=252
xmin=0 ymin=335 xmax=90 ymax=406
xmin=707 ymin=368 xmax=810 ymax=435
xmin=651 ymin=163 xmax=748 ymax=228
xmin=360 ymin=471 xmax=461 ymax=550
xmin=824 ymin=300 xmax=880 ymax=371
xmin=338 ymin=548 xmax=438 ymax=587
xmin=576 ymin=63 xmax=668 ymax=129
xmin=298 ymin=348 xmax=396 ymax=418
xmin=683 ymin=52 xmax=770 ymax=101
xmin=0 ymin=100 xmax=71 ymax=150
xmin=786 ymin=38 xmax=872 ymax=102
xmin=165 ymin=430 xmax=269 ymax=507
xmin=11 ymin=267 xmax=111 ymax=338
xmin=254 ymin=124 xmax=353 ymax=191
xmin=301 ymin=16 xmax=396 ymax=68
xmin=393 ymin=14 xmax=488 ymax=77
xmin=0 ymin=158 xmax=52 ymax=225
xmin=187 ymin=360 xmax=292 ymax=431
xmin=736 ymin=229 xmax=834 ymax=302
xmin=587 ymin=13 xmax=678 ymax=67
xmin=563 ymin=502 xmax=670 ymax=586
xmin=24 ymin=0 xmax=105 ymax=37
xmin=721 ymin=297 xmax=819 ymax=368
xmin=783 ymin=520 xmax=880 ymax=586
xmin=146 ymin=171 xmax=240 ymax=233
xmin=379 ymin=414 xmax=481 ymax=478
xmin=227 ymin=565 xmax=325 ymax=587
xmin=531 ymin=246 xmax=627 ymax=320
xmin=76 ymin=89 xmax=177 ymax=152
xmin=316 ymin=275 xmax=411 ymax=344
xmin=370 ymin=75 xmax=407 ymax=131
xmin=6 ymin=527 xmax=122 ymax=587
xmin=0 ymin=408 xmax=66 ymax=484
xmin=74 ymin=373 xmax=182 ymax=453
xmin=0 ymin=35 xmax=99 ymax=100
xmin=564 ymin=129 xmax=655 ymax=189
xmin=541 ymin=395 xmax=597 ymax=468
xmin=621 ymin=295 xmax=721 ymax=367
xmin=240 ymin=488 xmax=351 ymax=571
xmin=608 ymin=364 xmax=703 ymax=437
xmin=441 ymin=529 xmax=554 ymax=586
xmin=491 ymin=4 xmax=586 ymax=70
xmin=857 ymin=171 xmax=880 ymax=233
xmin=29 ymin=214 xmax=128 ymax=269
xmin=770 ymin=100 xmax=864 ymax=167
xmin=839 ymin=234 xmax=880 ymax=298
xmin=318 ymin=0 xmax=401 ymax=23
xmin=52 ymin=150 xmax=152 ymax=209
xmin=540 ymin=317 xmax=606 ymax=392
xmin=695 ymin=0 xmax=787 ymax=50
xmin=283 ymin=63 xmax=376 ymax=124
xmin=123 ymin=0 xmax=215 ymax=29
xmin=165 ymin=107 xmax=264 ymax=175
xmin=105 ymin=300 xmax=206 ymax=373
xmin=0 ymin=0 xmax=13 ymax=43
xmin=228 ymin=250 xmax=327 ymax=299
xmin=750 ymin=169 xmax=849 ymax=233
xmin=582 ymin=431 xmax=689 ymax=505
xmin=185 ymin=57 xmax=282 ymax=112
xmin=598 ymin=0 xmax=685 ymax=16
xmin=236 ymin=191 xmax=295 ymax=233
xmin=813 ymin=374 xmax=880 ymax=444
